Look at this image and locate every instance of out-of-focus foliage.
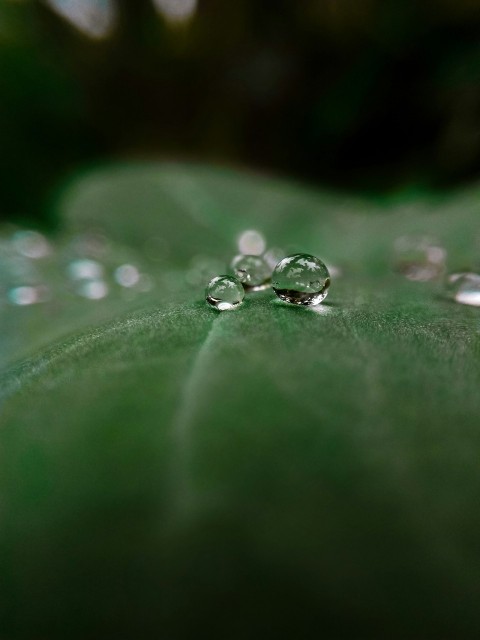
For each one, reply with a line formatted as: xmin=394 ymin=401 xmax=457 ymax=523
xmin=1 ymin=0 xmax=480 ymax=221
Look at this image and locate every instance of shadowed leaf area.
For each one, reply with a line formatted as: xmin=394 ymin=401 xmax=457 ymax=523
xmin=1 ymin=163 xmax=480 ymax=638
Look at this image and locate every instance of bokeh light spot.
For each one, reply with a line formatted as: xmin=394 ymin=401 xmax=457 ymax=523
xmin=115 ymin=264 xmax=140 ymax=288
xmin=153 ymin=0 xmax=198 ymax=23
xmin=237 ymin=230 xmax=266 ymax=256
xmin=44 ymin=0 xmax=117 ymax=39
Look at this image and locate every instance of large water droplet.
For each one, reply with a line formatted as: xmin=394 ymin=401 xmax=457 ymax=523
xmin=272 ymin=253 xmax=330 ymax=306
xmin=205 ymin=275 xmax=244 ymax=311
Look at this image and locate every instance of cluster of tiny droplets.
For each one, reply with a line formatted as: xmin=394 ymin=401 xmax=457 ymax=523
xmin=392 ymin=235 xmax=480 ymax=307
xmin=205 ymin=229 xmax=332 ymax=311
xmin=0 ymin=227 xmax=155 ymax=308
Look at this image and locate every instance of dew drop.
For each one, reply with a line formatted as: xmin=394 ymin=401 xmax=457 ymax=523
xmin=272 ymin=253 xmax=330 ymax=306
xmin=205 ymin=275 xmax=244 ymax=311
xmin=230 ymin=254 xmax=271 ymax=291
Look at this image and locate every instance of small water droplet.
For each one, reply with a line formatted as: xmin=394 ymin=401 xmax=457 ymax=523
xmin=272 ymin=253 xmax=330 ymax=306
xmin=230 ymin=254 xmax=271 ymax=291
xmin=205 ymin=275 xmax=245 ymax=311
xmin=445 ymin=272 xmax=480 ymax=307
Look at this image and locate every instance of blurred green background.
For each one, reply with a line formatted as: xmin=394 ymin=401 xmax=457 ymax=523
xmin=2 ymin=0 xmax=480 ymax=224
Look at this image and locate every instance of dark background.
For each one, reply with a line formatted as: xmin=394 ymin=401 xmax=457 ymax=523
xmin=1 ymin=0 xmax=480 ymax=224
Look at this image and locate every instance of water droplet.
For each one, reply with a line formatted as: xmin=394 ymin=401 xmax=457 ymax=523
xmin=272 ymin=253 xmax=330 ymax=306
xmin=445 ymin=272 xmax=480 ymax=307
xmin=205 ymin=275 xmax=244 ymax=311
xmin=230 ymin=254 xmax=271 ymax=291
xmin=115 ymin=264 xmax=140 ymax=288
xmin=393 ymin=236 xmax=446 ymax=281
xmin=237 ymin=230 xmax=266 ymax=256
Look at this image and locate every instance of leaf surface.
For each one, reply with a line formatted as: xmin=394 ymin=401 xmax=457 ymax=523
xmin=1 ymin=163 xmax=480 ymax=637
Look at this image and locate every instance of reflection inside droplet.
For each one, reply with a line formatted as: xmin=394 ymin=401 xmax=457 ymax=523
xmin=238 ymin=230 xmax=266 ymax=256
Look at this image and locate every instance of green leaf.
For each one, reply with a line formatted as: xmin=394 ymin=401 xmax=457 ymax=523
xmin=1 ymin=163 xmax=480 ymax=637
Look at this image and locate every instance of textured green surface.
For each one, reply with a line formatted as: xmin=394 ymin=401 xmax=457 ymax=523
xmin=1 ymin=164 xmax=480 ymax=637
